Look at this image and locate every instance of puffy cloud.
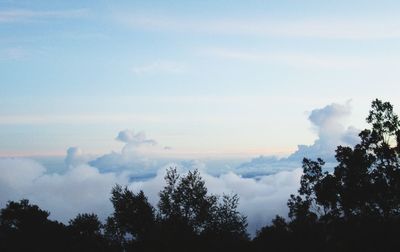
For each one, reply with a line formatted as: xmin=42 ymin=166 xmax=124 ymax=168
xmin=0 ymin=158 xmax=45 ymax=201
xmin=341 ymin=126 xmax=361 ymax=146
xmin=65 ymin=147 xmax=87 ymax=167
xmin=237 ymin=101 xmax=360 ymax=176
xmin=288 ymin=101 xmax=359 ymax=162
xmin=201 ymin=169 xmax=302 ymax=233
xmin=116 ymin=129 xmax=157 ymax=146
xmin=0 ymin=157 xmax=130 ymax=222
xmin=89 ymin=130 xmax=165 ymax=176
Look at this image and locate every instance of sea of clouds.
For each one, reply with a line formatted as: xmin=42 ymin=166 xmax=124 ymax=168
xmin=0 ymin=101 xmax=361 ymax=235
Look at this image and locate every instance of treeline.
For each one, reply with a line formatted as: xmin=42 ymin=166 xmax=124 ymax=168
xmin=0 ymin=169 xmax=248 ymax=252
xmin=2 ymin=99 xmax=400 ymax=251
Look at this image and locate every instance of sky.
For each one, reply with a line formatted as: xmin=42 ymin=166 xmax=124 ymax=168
xmin=1 ymin=0 xmax=400 ymax=158
xmin=2 ymin=0 xmax=400 ymax=234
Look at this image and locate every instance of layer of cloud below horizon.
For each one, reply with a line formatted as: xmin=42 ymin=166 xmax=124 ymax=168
xmin=0 ymin=101 xmax=361 ymax=235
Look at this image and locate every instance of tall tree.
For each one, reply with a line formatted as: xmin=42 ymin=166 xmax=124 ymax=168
xmin=158 ymin=168 xmax=216 ymax=235
xmin=105 ymin=185 xmax=156 ymax=246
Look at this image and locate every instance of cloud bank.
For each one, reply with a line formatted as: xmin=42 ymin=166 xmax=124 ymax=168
xmin=0 ymin=102 xmax=360 ymax=235
xmin=0 ymin=156 xmax=301 ymax=235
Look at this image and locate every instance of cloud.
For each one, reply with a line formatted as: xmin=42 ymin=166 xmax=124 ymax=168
xmin=0 ymin=157 xmax=130 ymax=222
xmin=132 ymin=60 xmax=185 ymax=75
xmin=201 ymin=47 xmax=393 ymax=70
xmin=0 ymin=47 xmax=29 ymax=60
xmin=308 ymin=101 xmax=351 ymax=132
xmin=89 ymin=130 xmax=164 ymax=175
xmin=201 ymin=168 xmax=302 ymax=233
xmin=289 ymin=101 xmax=358 ymax=161
xmin=115 ymin=13 xmax=400 ymax=40
xmin=0 ymin=102 xmax=362 ymax=235
xmin=0 ymin=9 xmax=88 ymax=23
xmin=65 ymin=147 xmax=91 ymax=167
xmin=237 ymin=101 xmax=360 ymax=176
xmin=0 ymin=156 xmax=300 ymax=236
xmin=116 ymin=129 xmax=157 ymax=146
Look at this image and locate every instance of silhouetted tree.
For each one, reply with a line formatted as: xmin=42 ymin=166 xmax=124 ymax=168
xmin=253 ymin=215 xmax=292 ymax=251
xmin=255 ymin=99 xmax=400 ymax=251
xmin=158 ymin=168 xmax=249 ymax=251
xmin=69 ymin=213 xmax=102 ymax=237
xmin=204 ymin=194 xmax=248 ymax=240
xmin=158 ymin=168 xmax=216 ymax=236
xmin=0 ymin=199 xmax=72 ymax=251
xmin=105 ymin=185 xmax=156 ymax=251
xmin=68 ymin=213 xmax=110 ymax=251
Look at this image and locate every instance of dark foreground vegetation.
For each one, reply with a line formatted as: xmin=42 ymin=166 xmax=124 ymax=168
xmin=2 ymin=99 xmax=400 ymax=251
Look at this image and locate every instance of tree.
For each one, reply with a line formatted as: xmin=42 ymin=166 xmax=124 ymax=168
xmin=204 ymin=194 xmax=248 ymax=240
xmin=69 ymin=213 xmax=110 ymax=251
xmin=69 ymin=213 xmax=102 ymax=237
xmin=158 ymin=168 xmax=217 ymax=235
xmin=253 ymin=215 xmax=292 ymax=252
xmin=0 ymin=199 xmax=72 ymax=251
xmin=105 ymin=185 xmax=156 ymax=248
xmin=289 ymin=99 xmax=400 ymax=220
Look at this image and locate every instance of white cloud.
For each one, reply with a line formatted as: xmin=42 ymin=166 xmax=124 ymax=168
xmin=116 ymin=129 xmax=157 ymax=146
xmin=0 ymin=9 xmax=88 ymax=23
xmin=132 ymin=60 xmax=185 ymax=74
xmin=309 ymin=101 xmax=352 ymax=139
xmin=89 ymin=129 xmax=166 ymax=174
xmin=237 ymin=101 xmax=360 ymax=175
xmin=201 ymin=47 xmax=397 ymax=70
xmin=65 ymin=147 xmax=92 ymax=167
xmin=0 ymin=157 xmax=127 ymax=221
xmin=115 ymin=13 xmax=400 ymax=40
xmin=289 ymin=101 xmax=359 ymax=161
xmin=202 ymin=169 xmax=302 ymax=233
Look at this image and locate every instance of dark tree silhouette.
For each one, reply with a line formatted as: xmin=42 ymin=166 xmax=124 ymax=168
xmin=204 ymin=194 xmax=248 ymax=240
xmin=0 ymin=199 xmax=72 ymax=251
xmin=69 ymin=213 xmax=109 ymax=251
xmin=158 ymin=168 xmax=216 ymax=235
xmin=157 ymin=167 xmax=249 ymax=251
xmin=105 ymin=185 xmax=156 ymax=250
xmin=255 ymin=99 xmax=400 ymax=252
xmin=69 ymin=213 xmax=102 ymax=237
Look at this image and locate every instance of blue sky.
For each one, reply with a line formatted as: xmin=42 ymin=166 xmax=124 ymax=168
xmin=1 ymin=0 xmax=400 ymax=157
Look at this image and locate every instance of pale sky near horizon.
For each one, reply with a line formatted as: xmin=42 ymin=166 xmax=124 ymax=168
xmin=1 ymin=0 xmax=400 ymax=158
